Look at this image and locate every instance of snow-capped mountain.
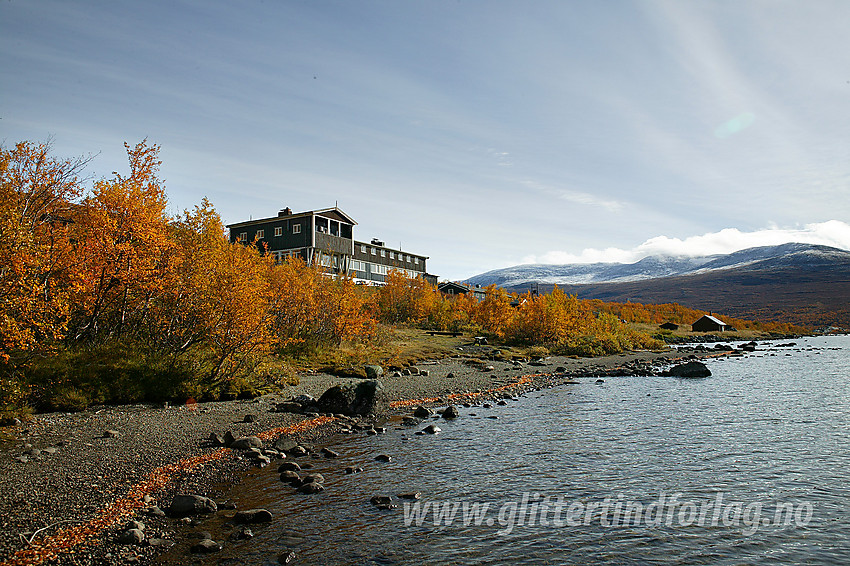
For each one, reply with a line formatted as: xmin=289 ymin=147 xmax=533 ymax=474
xmin=466 ymin=243 xmax=850 ymax=288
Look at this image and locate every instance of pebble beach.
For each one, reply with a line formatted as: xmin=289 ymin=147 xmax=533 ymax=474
xmin=0 ymin=346 xmax=708 ymax=566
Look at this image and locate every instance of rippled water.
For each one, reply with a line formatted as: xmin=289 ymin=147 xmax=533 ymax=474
xmin=163 ymin=335 xmax=850 ymax=565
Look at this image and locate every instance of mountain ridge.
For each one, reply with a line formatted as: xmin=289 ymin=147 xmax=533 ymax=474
xmin=464 ymin=243 xmax=850 ymax=328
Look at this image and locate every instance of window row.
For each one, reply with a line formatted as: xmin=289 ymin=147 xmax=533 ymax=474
xmin=359 ymin=244 xmax=420 ymax=264
xmin=239 ymin=224 xmax=302 ymax=242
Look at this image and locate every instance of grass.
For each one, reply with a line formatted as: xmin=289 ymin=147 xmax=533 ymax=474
xmin=632 ymin=322 xmax=793 ymax=343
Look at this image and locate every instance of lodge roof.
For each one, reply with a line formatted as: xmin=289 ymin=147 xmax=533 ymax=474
xmin=226 ymin=206 xmax=357 ymax=229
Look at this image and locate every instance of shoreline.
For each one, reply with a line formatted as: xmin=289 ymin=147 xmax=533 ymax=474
xmin=0 ymin=344 xmax=750 ymax=565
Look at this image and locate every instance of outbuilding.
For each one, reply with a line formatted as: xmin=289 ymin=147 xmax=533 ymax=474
xmin=691 ymin=315 xmax=728 ymax=332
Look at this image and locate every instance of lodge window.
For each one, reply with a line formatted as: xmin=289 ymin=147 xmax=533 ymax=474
xmin=292 ymin=224 xmax=301 ymax=234
xmin=256 ymin=229 xmax=264 ymax=239
xmin=274 ymin=227 xmax=282 ymax=237
xmin=239 ymin=232 xmax=247 ymax=242
xmin=371 ymin=247 xmax=376 ymax=255
xmin=389 ymin=251 xmax=394 ymax=259
xmin=361 ymin=244 xmax=367 ymax=253
xmin=380 ymin=249 xmax=386 ymax=257
xmin=414 ymin=257 xmax=419 ymax=265
xmin=406 ymin=255 xmax=411 ymax=262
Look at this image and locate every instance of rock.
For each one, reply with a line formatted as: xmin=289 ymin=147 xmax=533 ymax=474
xmin=391 ymin=371 xmax=402 ymax=377
xmin=345 ymin=466 xmax=364 ymax=474
xmin=286 ymin=445 xmax=308 ymax=457
xmin=496 ymin=400 xmax=507 ymax=406
xmin=280 ymin=471 xmax=301 ymax=485
xmin=13 ymin=455 xmax=29 ymax=464
xmin=423 ymin=424 xmax=441 ymax=434
xmin=142 ymin=506 xmax=165 ymax=517
xmin=370 ymin=495 xmax=392 ymax=506
xmin=278 ymin=551 xmax=297 ymax=564
xmin=474 ymin=336 xmax=488 ymax=345
xmin=274 ymin=438 xmax=297 ymax=452
xmin=401 ymin=368 xmax=412 ymax=376
xmin=223 ymin=431 xmax=237 ymax=447
xmin=398 ymin=492 xmax=421 ymax=500
xmin=442 ymin=406 xmax=459 ymax=419
xmin=596 ymin=379 xmax=605 ymax=384
xmin=301 ymin=473 xmax=325 ymax=484
xmin=234 ymin=509 xmax=273 ymax=524
xmin=278 ymin=462 xmax=301 ymax=472
xmin=364 ymin=365 xmax=384 ymax=379
xmin=230 ymin=436 xmax=263 ymax=450
xmin=402 ymin=416 xmax=419 ymax=426
xmin=664 ymin=361 xmax=712 ymax=378
xmin=413 ymin=406 xmax=432 ymax=418
xmin=243 ymin=414 xmax=258 ymax=423
xmin=208 ymin=433 xmax=226 ymax=446
xmin=420 ymin=370 xmax=430 ymax=376
xmin=126 ymin=520 xmax=145 ymax=532
xmin=320 ymin=447 xmax=339 ymax=458
xmin=408 ymin=366 xmax=420 ymax=376
xmin=190 ymin=539 xmax=222 ymax=554
xmin=374 ymin=426 xmax=386 ymax=434
xmin=167 ymin=495 xmax=218 ymax=517
xmin=374 ymin=454 xmax=392 ymax=462
xmin=483 ymin=366 xmax=495 ymax=372
xmin=297 ymin=482 xmax=324 ymax=494
xmin=103 ymin=430 xmax=120 ymax=438
xmin=275 ymin=402 xmax=303 ymax=413
xmin=365 ymin=428 xmax=378 ymax=436
xmin=42 ymin=447 xmax=58 ymax=455
xmin=317 ymin=379 xmax=386 ymax=416
xmin=229 ymin=526 xmax=254 ymax=541
xmin=117 ymin=528 xmax=145 ymax=545
xmin=446 ymin=372 xmax=455 ymax=379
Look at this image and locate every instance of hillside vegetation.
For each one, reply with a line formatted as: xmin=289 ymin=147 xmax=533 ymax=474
xmin=0 ymin=140 xmax=806 ymax=419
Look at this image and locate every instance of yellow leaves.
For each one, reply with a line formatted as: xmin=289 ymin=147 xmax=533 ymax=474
xmin=376 ymin=269 xmax=441 ymax=325
xmin=269 ymin=258 xmax=374 ymax=348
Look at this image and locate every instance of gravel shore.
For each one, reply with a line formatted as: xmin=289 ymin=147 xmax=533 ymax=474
xmin=0 ymin=346 xmax=699 ymax=566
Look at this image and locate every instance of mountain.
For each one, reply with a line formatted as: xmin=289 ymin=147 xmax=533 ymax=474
xmin=465 ymin=244 xmax=850 ymax=328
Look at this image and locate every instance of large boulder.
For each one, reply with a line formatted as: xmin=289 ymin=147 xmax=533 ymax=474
xmin=663 ymin=361 xmax=712 ymax=378
xmin=316 ymin=379 xmax=386 ymax=416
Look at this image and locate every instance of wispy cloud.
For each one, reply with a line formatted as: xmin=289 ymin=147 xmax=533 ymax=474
xmin=522 ymin=221 xmax=850 ymax=265
xmin=520 ymin=180 xmax=625 ymax=212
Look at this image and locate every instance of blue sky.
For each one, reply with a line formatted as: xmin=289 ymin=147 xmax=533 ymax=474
xmin=3 ymin=0 xmax=850 ymax=280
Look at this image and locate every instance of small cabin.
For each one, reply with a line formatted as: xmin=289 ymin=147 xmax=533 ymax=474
xmin=438 ymin=281 xmax=486 ymax=302
xmin=691 ymin=315 xmax=728 ymax=333
xmin=659 ymin=322 xmax=679 ymax=331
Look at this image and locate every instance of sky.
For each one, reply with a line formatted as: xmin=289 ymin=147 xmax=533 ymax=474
xmin=3 ymin=0 xmax=850 ymax=280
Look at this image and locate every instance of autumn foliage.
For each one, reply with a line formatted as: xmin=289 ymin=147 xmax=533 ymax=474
xmin=0 ymin=139 xmax=806 ymax=417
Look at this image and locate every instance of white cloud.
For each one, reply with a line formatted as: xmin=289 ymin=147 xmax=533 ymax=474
xmin=522 ymin=221 xmax=850 ymax=265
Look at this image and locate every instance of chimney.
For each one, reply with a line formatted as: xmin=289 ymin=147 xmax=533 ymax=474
xmin=371 ymin=238 xmax=384 ymax=246
xmin=278 ymin=207 xmax=292 ymax=217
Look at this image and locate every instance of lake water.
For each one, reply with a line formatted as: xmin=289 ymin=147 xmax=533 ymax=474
xmin=163 ymin=335 xmax=850 ymax=565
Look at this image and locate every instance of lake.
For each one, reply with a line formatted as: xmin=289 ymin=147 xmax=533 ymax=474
xmin=160 ymin=335 xmax=850 ymax=565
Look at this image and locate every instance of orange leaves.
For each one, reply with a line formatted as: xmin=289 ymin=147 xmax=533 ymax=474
xmin=167 ymin=199 xmax=277 ymax=382
xmin=269 ymin=258 xmax=374 ymax=349
xmin=0 ymin=141 xmax=91 ymax=361
xmin=376 ymin=270 xmax=441 ymax=325
xmin=70 ymin=140 xmax=175 ymax=342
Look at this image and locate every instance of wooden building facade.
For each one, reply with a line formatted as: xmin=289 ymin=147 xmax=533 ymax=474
xmin=227 ymin=207 xmax=435 ymax=285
